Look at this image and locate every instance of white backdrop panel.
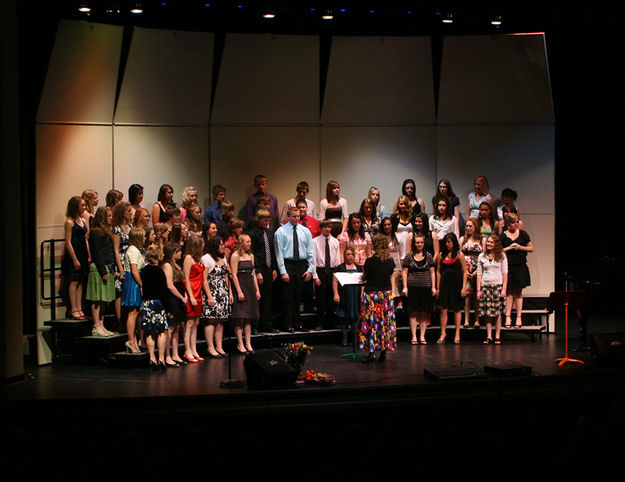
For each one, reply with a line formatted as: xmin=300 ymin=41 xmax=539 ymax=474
xmin=320 ymin=127 xmax=437 ymax=215
xmin=210 ymin=127 xmax=320 ymax=216
xmin=438 ymin=34 xmax=553 ymax=123
xmin=211 ymin=34 xmax=319 ymax=124
xmin=437 ymin=125 xmax=555 ymax=216
xmin=322 ymin=36 xmax=435 ymax=125
xmin=36 ymin=124 xmax=113 ymax=228
xmin=37 ymin=19 xmax=122 ymax=124
xmin=114 ymin=28 xmax=214 ymax=125
xmin=113 ymin=126 xmax=210 ymax=210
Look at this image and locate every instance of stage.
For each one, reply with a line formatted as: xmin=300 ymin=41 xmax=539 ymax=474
xmin=2 ymin=314 xmax=625 ymax=478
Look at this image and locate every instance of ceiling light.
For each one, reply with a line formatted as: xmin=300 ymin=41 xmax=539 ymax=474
xmin=130 ymin=2 xmax=143 ymax=14
xmin=491 ymin=15 xmax=503 ymax=26
xmin=321 ymin=9 xmax=333 ymax=20
xmin=78 ymin=2 xmax=91 ymax=13
xmin=442 ymin=13 xmax=454 ymax=24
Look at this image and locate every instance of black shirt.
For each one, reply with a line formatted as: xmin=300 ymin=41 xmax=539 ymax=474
xmin=362 ymin=256 xmax=395 ymax=292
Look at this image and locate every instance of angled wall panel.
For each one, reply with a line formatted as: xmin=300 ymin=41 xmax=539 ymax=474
xmin=210 ymin=127 xmax=320 ymax=218
xmin=211 ymin=34 xmax=319 ymax=124
xmin=437 ymin=125 xmax=555 ymax=215
xmin=322 ymin=36 xmax=435 ymax=125
xmin=320 ymin=126 xmax=437 ymax=215
xmin=438 ymin=34 xmax=553 ymax=123
xmin=115 ymin=28 xmax=214 ymax=125
xmin=113 ymin=126 xmax=210 ymax=210
xmin=36 ymin=124 xmax=113 ymax=228
xmin=37 ymin=19 xmax=122 ymax=124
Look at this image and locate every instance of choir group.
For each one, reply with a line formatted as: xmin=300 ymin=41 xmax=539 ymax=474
xmin=61 ymin=174 xmax=533 ymax=368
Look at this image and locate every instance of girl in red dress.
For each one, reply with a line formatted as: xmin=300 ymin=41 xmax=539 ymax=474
xmin=183 ymin=235 xmax=209 ymax=362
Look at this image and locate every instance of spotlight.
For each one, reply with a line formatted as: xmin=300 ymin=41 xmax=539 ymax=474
xmin=78 ymin=1 xmax=91 ymax=13
xmin=491 ymin=15 xmax=503 ymax=26
xmin=262 ymin=2 xmax=275 ymax=18
xmin=321 ymin=9 xmax=333 ymax=20
xmin=130 ymin=2 xmax=143 ymax=14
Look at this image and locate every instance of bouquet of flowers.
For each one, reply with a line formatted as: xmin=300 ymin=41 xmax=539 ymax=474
xmin=298 ymin=370 xmax=335 ymax=385
xmin=283 ymin=342 xmax=313 ymax=373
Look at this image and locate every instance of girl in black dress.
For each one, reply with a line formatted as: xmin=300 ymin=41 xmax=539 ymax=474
xmin=436 ymin=233 xmax=467 ymax=344
xmin=62 ymin=196 xmax=90 ymax=320
xmin=152 ymin=184 xmax=174 ymax=227
xmin=501 ymin=213 xmax=533 ymax=328
xmin=162 ymin=243 xmax=188 ymax=367
xmin=140 ymin=245 xmax=170 ymax=371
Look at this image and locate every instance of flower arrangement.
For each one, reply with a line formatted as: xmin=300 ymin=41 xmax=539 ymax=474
xmin=283 ymin=342 xmax=313 ymax=373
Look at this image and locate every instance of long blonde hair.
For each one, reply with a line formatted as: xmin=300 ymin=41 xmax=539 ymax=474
xmin=372 ymin=234 xmax=390 ymax=261
xmin=236 ymin=233 xmax=252 ymax=256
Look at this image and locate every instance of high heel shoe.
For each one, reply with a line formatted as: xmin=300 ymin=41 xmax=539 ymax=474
xmin=183 ymin=354 xmax=199 ymax=363
xmin=158 ymin=361 xmax=167 ymax=371
xmin=125 ymin=341 xmax=140 ymax=353
xmin=150 ymin=360 xmax=159 ymax=371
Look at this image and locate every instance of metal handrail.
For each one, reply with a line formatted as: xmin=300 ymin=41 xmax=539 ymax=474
xmin=40 ymin=238 xmax=64 ymax=321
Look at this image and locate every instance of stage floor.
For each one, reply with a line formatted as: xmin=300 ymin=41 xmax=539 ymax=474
xmin=3 ymin=314 xmax=625 ymax=478
xmin=1 ymin=326 xmax=621 ymax=404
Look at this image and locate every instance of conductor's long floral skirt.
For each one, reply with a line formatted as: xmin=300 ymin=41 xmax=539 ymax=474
xmin=358 ymin=290 xmax=397 ymax=353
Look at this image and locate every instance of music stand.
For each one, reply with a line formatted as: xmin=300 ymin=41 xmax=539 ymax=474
xmin=548 ymin=290 xmax=586 ymax=367
xmin=335 ymin=272 xmax=367 ymax=362
xmin=220 ymin=339 xmax=245 ymax=388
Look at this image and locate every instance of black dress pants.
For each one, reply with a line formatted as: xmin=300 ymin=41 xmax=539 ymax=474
xmin=281 ymin=259 xmax=308 ymax=329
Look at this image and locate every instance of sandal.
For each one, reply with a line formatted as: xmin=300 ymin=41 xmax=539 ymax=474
xmin=420 ymin=339 xmax=427 ymax=345
xmin=411 ymin=339 xmax=419 ymax=345
xmin=505 ymin=316 xmax=512 ymax=328
xmin=483 ymin=338 xmax=493 ymax=344
xmin=92 ymin=323 xmax=110 ymax=337
xmin=71 ymin=311 xmax=86 ymax=320
xmin=514 ymin=318 xmax=522 ymax=329
xmin=494 ymin=338 xmax=502 ymax=345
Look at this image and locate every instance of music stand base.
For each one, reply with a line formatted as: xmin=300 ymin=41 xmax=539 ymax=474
xmin=554 ymin=357 xmax=584 ymax=366
xmin=339 ymin=352 xmax=367 ymax=361
xmin=220 ymin=379 xmax=245 ymax=388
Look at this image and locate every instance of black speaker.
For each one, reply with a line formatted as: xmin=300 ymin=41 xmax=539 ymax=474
xmin=591 ymin=332 xmax=625 ymax=365
xmin=244 ymin=349 xmax=299 ymax=388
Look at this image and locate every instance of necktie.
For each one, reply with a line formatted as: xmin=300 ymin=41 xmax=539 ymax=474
xmin=325 ymin=236 xmax=331 ymax=273
xmin=292 ymin=224 xmax=299 ymax=261
xmin=263 ymin=229 xmax=271 ymax=267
